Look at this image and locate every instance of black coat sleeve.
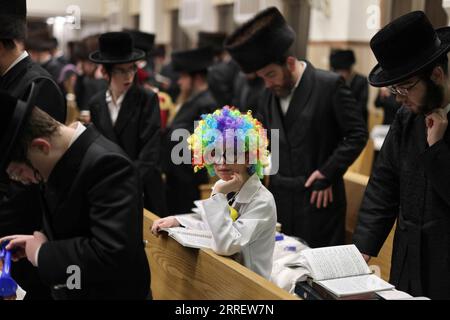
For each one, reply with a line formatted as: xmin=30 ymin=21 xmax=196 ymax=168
xmin=420 ymin=139 xmax=450 ymax=208
xmin=135 ymin=92 xmax=161 ymax=181
xmin=352 ymin=114 xmax=402 ymax=256
xmin=319 ymin=80 xmax=368 ymax=181
xmin=37 ymin=155 xmax=142 ymax=287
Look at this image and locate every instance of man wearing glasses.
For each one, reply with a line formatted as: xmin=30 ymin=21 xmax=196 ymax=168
xmin=353 ymin=11 xmax=450 ymax=299
xmin=87 ymin=32 xmax=166 ymax=217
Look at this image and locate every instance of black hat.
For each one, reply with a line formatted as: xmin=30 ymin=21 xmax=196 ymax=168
xmin=330 ymin=49 xmax=356 ymax=70
xmin=0 ymin=83 xmax=37 ymax=173
xmin=124 ymin=29 xmax=155 ymax=53
xmin=369 ymin=11 xmax=450 ymax=87
xmin=171 ymin=47 xmax=215 ymax=73
xmin=224 ymin=7 xmax=296 ymax=73
xmin=0 ymin=0 xmax=27 ymax=40
xmin=198 ymin=31 xmax=227 ymax=55
xmin=89 ymin=32 xmax=145 ymax=64
xmin=25 ymin=36 xmax=54 ymax=52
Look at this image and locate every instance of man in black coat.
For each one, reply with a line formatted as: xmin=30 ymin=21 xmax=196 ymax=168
xmin=225 ymin=7 xmax=367 ymax=247
xmin=0 ymin=88 xmax=150 ymax=300
xmin=88 ymin=32 xmax=168 ymax=217
xmin=330 ymin=49 xmax=369 ymax=125
xmin=163 ymin=47 xmax=217 ymax=215
xmin=0 ymin=0 xmax=65 ymax=299
xmin=353 ymin=11 xmax=450 ymax=300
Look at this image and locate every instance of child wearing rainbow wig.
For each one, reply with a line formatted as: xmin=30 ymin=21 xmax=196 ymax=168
xmin=152 ymin=106 xmax=277 ymax=279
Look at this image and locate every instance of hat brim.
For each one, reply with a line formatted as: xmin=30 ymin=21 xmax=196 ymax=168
xmin=0 ymin=82 xmax=38 ymax=173
xmin=89 ymin=49 xmax=145 ymax=64
xmin=369 ymin=27 xmax=450 ymax=87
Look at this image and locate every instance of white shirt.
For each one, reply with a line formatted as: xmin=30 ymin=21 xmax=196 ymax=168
xmin=105 ymin=90 xmax=127 ymax=126
xmin=279 ymin=61 xmax=307 ymax=116
xmin=175 ymin=174 xmax=277 ymax=279
xmin=2 ymin=51 xmax=29 ymax=76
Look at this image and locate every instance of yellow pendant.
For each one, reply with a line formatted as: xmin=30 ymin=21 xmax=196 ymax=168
xmin=229 ymin=206 xmax=239 ymax=222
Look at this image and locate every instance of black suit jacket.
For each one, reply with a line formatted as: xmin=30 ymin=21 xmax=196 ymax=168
xmin=37 ymin=125 xmax=150 ymax=299
xmin=89 ymin=85 xmax=167 ymax=216
xmin=259 ymin=61 xmax=368 ymax=247
xmin=349 ymin=73 xmax=369 ymax=124
xmin=207 ymin=59 xmax=241 ymax=107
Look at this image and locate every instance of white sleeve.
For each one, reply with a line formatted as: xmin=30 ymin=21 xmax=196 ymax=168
xmin=199 ymin=193 xmax=275 ymax=256
xmin=174 ymin=213 xmax=209 ymax=231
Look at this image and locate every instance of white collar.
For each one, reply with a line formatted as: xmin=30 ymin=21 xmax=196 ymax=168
xmin=105 ymin=89 xmax=127 ymax=107
xmin=68 ymin=122 xmax=87 ymax=147
xmin=445 ymin=104 xmax=450 ymax=114
xmin=280 ymin=61 xmax=306 ymax=102
xmin=2 ymin=51 xmax=29 ymax=76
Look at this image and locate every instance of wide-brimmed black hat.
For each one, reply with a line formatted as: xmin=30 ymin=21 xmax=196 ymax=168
xmin=89 ymin=32 xmax=145 ymax=64
xmin=171 ymin=47 xmax=215 ymax=73
xmin=330 ymin=49 xmax=356 ymax=71
xmin=124 ymin=29 xmax=155 ymax=53
xmin=0 ymin=0 xmax=27 ymax=40
xmin=369 ymin=11 xmax=450 ymax=87
xmin=224 ymin=7 xmax=296 ymax=73
xmin=198 ymin=31 xmax=227 ymax=55
xmin=0 ymin=83 xmax=37 ymax=173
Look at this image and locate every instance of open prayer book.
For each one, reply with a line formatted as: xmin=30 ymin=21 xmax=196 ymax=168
xmin=298 ymin=245 xmax=394 ymax=299
xmin=161 ymin=227 xmax=212 ymax=249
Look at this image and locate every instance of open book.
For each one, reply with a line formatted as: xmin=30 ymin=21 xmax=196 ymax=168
xmin=299 ymin=245 xmax=394 ymax=299
xmin=161 ymin=227 xmax=212 ymax=249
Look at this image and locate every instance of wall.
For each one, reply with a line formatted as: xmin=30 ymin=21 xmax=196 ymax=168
xmin=27 ymin=0 xmax=105 ymax=19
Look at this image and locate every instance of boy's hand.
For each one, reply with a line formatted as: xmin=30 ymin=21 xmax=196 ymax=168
xmin=214 ymin=173 xmax=246 ymax=195
xmin=0 ymin=232 xmax=48 ymax=266
xmin=151 ymin=217 xmax=180 ymax=237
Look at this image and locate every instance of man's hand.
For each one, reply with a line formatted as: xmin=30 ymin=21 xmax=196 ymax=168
xmin=426 ymin=109 xmax=448 ymax=147
xmin=0 ymin=232 xmax=48 ymax=266
xmin=151 ymin=217 xmax=181 ymax=237
xmin=213 ymin=173 xmax=246 ymax=195
xmin=305 ymin=170 xmax=333 ymax=209
xmin=362 ymin=253 xmax=371 ymax=263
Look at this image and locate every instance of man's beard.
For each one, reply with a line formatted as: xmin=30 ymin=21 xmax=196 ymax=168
xmin=270 ymin=67 xmax=296 ymax=98
xmin=418 ymin=78 xmax=445 ymax=115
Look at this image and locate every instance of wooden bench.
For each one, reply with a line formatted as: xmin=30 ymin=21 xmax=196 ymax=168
xmin=143 ymin=210 xmax=299 ymax=300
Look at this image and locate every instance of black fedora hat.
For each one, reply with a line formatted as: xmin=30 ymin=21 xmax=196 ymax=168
xmin=0 ymin=82 xmax=38 ymax=173
xmin=198 ymin=31 xmax=227 ymax=55
xmin=330 ymin=49 xmax=356 ymax=70
xmin=369 ymin=11 xmax=450 ymax=87
xmin=89 ymin=32 xmax=145 ymax=64
xmin=124 ymin=29 xmax=155 ymax=53
xmin=224 ymin=7 xmax=296 ymax=73
xmin=0 ymin=0 xmax=27 ymax=40
xmin=171 ymin=46 xmax=215 ymax=73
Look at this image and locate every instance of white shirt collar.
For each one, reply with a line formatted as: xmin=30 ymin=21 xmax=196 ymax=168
xmin=68 ymin=122 xmax=87 ymax=147
xmin=445 ymin=104 xmax=450 ymax=114
xmin=2 ymin=51 xmax=29 ymax=76
xmin=106 ymin=90 xmax=128 ymax=126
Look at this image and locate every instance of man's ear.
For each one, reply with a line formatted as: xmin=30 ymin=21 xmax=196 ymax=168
xmin=30 ymin=138 xmax=51 ymax=155
xmin=431 ymin=66 xmax=445 ymax=84
xmin=100 ymin=65 xmax=110 ymax=81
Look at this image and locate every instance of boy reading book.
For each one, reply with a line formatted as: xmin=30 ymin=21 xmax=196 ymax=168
xmin=152 ymin=106 xmax=277 ymax=279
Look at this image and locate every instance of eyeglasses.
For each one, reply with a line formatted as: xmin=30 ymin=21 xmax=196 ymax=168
xmin=111 ymin=65 xmax=138 ymax=77
xmin=389 ymin=78 xmax=421 ymax=96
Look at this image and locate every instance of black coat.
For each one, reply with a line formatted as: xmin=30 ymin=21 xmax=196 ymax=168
xmin=89 ymin=85 xmax=168 ymax=217
xmin=38 ymin=125 xmax=150 ymax=300
xmin=0 ymin=55 xmax=65 ymax=299
xmin=232 ymin=72 xmax=265 ymax=114
xmin=375 ymin=92 xmax=402 ymax=125
xmin=41 ymin=57 xmax=66 ymax=83
xmin=207 ymin=59 xmax=241 ymax=107
xmin=259 ymin=61 xmax=368 ymax=247
xmin=349 ymin=73 xmax=369 ymax=124
xmin=353 ymin=107 xmax=450 ymax=299
xmin=163 ymin=90 xmax=217 ymax=214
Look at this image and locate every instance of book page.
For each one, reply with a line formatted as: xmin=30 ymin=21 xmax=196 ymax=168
xmin=317 ymin=274 xmax=394 ymax=297
xmin=301 ymin=245 xmax=370 ymax=280
xmin=162 ymin=227 xmax=212 ymax=249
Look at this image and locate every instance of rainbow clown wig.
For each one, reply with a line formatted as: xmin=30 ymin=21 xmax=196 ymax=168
xmin=187 ymin=106 xmax=269 ymax=178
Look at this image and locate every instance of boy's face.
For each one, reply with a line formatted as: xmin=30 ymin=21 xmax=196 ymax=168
xmin=177 ymin=73 xmax=193 ymax=95
xmin=214 ymin=162 xmax=248 ymax=181
xmin=105 ymin=62 xmax=137 ymax=94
